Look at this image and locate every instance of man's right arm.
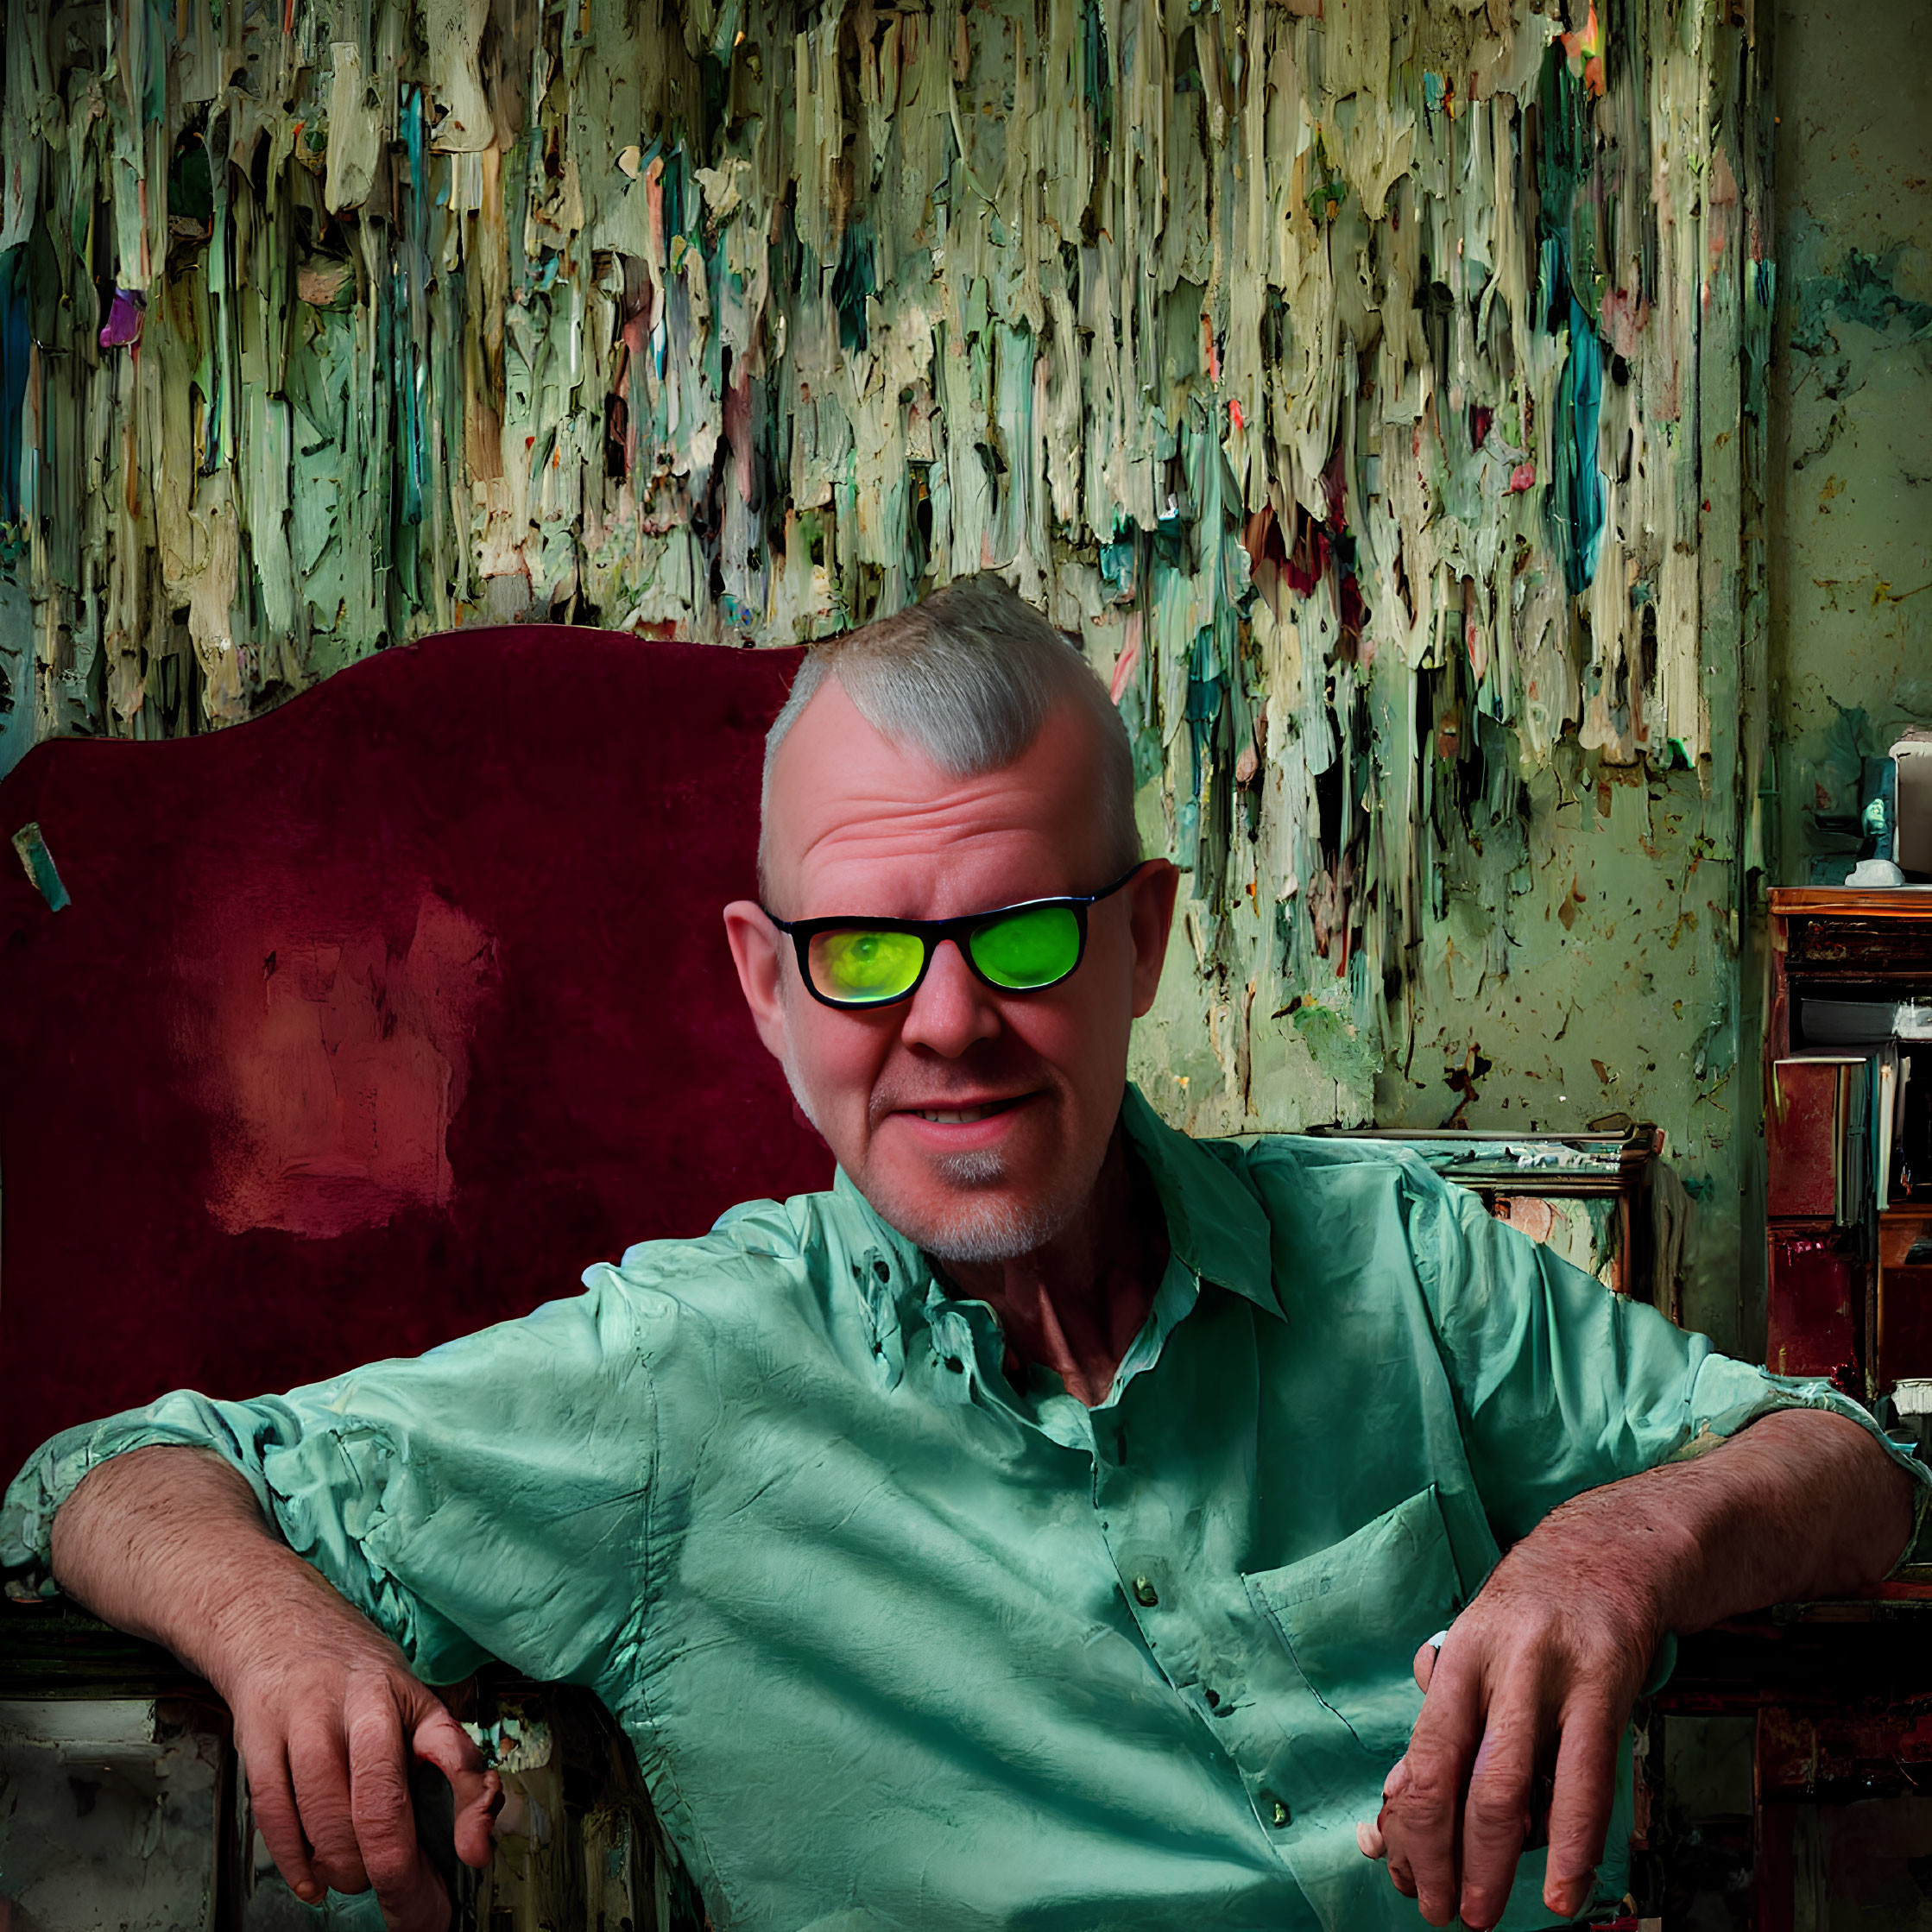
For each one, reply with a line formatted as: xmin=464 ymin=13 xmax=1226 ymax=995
xmin=52 ymin=1444 xmax=500 ymax=1929
xmin=15 ymin=1270 xmax=660 ymax=1919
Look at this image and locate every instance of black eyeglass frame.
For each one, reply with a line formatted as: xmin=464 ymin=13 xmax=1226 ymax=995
xmin=763 ymin=862 xmax=1148 ymax=1011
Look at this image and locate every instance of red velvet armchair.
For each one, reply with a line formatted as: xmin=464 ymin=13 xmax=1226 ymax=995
xmin=0 ymin=625 xmax=831 ymax=1481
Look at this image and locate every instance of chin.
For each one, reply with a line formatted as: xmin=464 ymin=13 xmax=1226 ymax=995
xmin=915 ymin=1196 xmax=1076 ymax=1266
xmin=868 ymin=1168 xmax=1085 ymax=1266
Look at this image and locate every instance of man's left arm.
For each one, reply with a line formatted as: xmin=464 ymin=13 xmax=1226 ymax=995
xmin=1372 ymin=1166 xmax=1931 ymax=1929
xmin=1369 ymin=1404 xmax=1914 ymax=1929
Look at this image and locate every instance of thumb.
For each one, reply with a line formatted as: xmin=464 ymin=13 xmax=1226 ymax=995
xmin=407 ymin=1695 xmax=502 ymax=1870
xmin=1413 ymin=1625 xmax=1451 ymax=1693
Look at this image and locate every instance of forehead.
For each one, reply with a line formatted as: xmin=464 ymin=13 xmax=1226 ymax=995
xmin=763 ymin=680 xmax=1115 ymax=917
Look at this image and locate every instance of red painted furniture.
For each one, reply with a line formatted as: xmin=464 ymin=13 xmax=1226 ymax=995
xmin=1765 ymin=888 xmax=1932 ymax=1393
xmin=0 ymin=627 xmax=831 ymax=1482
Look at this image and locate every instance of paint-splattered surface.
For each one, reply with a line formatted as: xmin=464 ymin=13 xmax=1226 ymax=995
xmin=1769 ymin=0 xmax=1932 ymax=890
xmin=0 ymin=0 xmax=1777 ymax=1343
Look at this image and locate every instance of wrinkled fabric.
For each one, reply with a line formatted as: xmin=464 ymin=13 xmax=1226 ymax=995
xmin=7 ymin=1088 xmax=1923 ymax=1932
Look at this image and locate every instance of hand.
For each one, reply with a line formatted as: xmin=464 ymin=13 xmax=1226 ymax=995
xmin=50 ymin=1447 xmax=502 ymax=1932
xmin=1352 ymin=1410 xmax=1919 ymax=1925
xmin=227 ymin=1612 xmax=502 ymax=1930
xmin=1353 ymin=1529 xmax=1661 ymax=1929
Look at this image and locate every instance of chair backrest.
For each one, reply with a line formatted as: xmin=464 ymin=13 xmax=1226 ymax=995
xmin=0 ymin=626 xmax=832 ymax=1480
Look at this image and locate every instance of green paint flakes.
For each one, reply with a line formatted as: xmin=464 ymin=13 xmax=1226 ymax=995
xmin=1790 ymin=249 xmax=1932 ymax=355
xmin=1291 ymin=1002 xmax=1382 ymax=1092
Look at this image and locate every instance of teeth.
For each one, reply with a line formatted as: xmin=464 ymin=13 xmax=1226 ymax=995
xmin=917 ymin=1106 xmax=993 ymax=1123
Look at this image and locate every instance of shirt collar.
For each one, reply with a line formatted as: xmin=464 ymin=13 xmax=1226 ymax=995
xmin=1116 ymin=1083 xmax=1280 ymax=1316
xmin=829 ymin=1083 xmax=1279 ymax=1320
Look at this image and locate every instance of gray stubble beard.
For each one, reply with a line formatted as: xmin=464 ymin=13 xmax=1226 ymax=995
xmin=912 ymin=1147 xmax=1076 ymax=1264
xmin=783 ymin=1054 xmax=1087 ymax=1266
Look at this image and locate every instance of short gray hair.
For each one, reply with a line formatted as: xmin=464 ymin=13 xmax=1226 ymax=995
xmin=759 ymin=575 xmax=1140 ymax=893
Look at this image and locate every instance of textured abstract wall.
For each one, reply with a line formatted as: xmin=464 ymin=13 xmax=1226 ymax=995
xmin=0 ymin=0 xmax=1773 ymax=1342
xmin=1768 ymin=0 xmax=1930 ymax=889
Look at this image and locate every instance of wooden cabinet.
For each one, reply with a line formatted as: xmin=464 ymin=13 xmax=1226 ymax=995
xmin=1878 ymin=1208 xmax=1932 ymax=1389
xmin=1766 ymin=889 xmax=1932 ymax=1393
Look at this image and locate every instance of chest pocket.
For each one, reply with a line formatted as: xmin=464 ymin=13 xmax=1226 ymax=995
xmin=1244 ymin=1485 xmax=1467 ymax=1762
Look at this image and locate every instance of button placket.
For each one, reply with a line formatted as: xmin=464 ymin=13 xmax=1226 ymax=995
xmin=926 ymin=1306 xmax=977 ymax=1402
xmin=1089 ymin=1382 xmax=1193 ymax=1702
xmin=1087 ymin=1270 xmax=1306 ymax=1821
xmin=1088 ymin=1278 xmax=1323 ymax=1862
xmin=850 ymin=1254 xmax=907 ymax=1386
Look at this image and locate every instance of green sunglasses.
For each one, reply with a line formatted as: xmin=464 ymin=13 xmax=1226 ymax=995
xmin=766 ymin=864 xmax=1146 ymax=1010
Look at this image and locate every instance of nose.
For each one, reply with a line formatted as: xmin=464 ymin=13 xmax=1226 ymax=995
xmin=899 ymin=937 xmax=1003 ymax=1058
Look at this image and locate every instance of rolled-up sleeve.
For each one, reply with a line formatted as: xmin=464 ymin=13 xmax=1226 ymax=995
xmin=1405 ymin=1164 xmax=1931 ymax=1556
xmin=2 ymin=1271 xmax=655 ymax=1689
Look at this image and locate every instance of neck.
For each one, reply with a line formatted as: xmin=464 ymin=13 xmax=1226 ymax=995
xmin=938 ymin=1121 xmax=1170 ymax=1407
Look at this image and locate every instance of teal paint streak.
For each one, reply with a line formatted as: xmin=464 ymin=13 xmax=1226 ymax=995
xmin=1083 ymin=0 xmax=1114 ymax=153
xmin=1550 ymin=294 xmax=1607 ymax=596
xmin=1531 ymin=37 xmax=1608 ymax=595
xmin=0 ymin=249 xmax=27 ymax=523
xmin=9 ymin=823 xmax=71 ymax=912
xmin=832 ymin=224 xmax=876 ymax=354
xmin=1535 ymin=45 xmax=1600 ymax=327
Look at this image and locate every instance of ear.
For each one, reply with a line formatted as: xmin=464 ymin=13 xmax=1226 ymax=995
xmin=1127 ymin=861 xmax=1181 ymax=1018
xmin=723 ymin=900 xmax=794 ymax=1066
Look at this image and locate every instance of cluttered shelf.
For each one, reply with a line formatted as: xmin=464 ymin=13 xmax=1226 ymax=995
xmin=1765 ymin=887 xmax=1932 ymax=1405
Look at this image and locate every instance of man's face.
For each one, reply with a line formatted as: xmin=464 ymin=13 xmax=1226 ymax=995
xmin=724 ymin=681 xmax=1178 ymax=1262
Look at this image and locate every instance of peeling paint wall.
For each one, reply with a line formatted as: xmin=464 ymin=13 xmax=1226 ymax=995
xmin=0 ymin=0 xmax=1772 ymax=1346
xmin=1768 ymin=0 xmax=1932 ymax=887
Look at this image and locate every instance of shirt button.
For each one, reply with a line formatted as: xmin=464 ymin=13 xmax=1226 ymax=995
xmin=1132 ymin=1576 xmax=1159 ymax=1607
xmin=1266 ymin=1796 xmax=1291 ymax=1828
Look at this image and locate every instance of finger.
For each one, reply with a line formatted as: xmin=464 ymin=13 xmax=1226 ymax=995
xmin=1357 ymin=1817 xmax=1386 ymax=1860
xmin=1541 ymin=1697 xmax=1620 ymax=1921
xmin=1376 ymin=1764 xmax=1421 ymax=1897
xmin=1392 ymin=1647 xmax=1485 ymax=1924
xmin=346 ymin=1692 xmax=440 ymax=1922
xmin=1413 ymin=1638 xmax=1438 ymax=1693
xmin=409 ymin=1697 xmax=502 ymax=1869
xmin=1384 ymin=1819 xmax=1420 ymax=1901
xmin=1455 ymin=1684 xmax=1541 ymax=1930
xmin=240 ymin=1736 xmax=326 ymax=1906
xmin=287 ymin=1720 xmax=369 ymax=1897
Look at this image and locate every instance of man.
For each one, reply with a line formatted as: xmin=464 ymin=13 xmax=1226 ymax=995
xmin=5 ymin=577 xmax=1921 ymax=1932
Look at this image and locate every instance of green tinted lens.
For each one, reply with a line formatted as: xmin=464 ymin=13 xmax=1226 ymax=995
xmin=969 ymin=905 xmax=1082 ymax=989
xmin=811 ymin=927 xmax=926 ymax=1004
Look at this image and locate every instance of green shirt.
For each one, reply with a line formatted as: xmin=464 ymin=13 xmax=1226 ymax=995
xmin=6 ymin=1089 xmax=1921 ymax=1932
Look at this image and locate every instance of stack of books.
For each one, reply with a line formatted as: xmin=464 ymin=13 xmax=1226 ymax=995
xmin=1768 ymin=1001 xmax=1932 ymax=1218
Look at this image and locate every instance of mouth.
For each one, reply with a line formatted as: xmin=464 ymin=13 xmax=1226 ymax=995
xmin=906 ymin=1096 xmax=1027 ymax=1126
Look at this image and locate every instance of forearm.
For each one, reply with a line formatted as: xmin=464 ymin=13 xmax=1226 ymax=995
xmin=49 ymin=1443 xmax=379 ymax=1696
xmin=1537 ymin=1408 xmax=1915 ymax=1637
xmin=1371 ymin=1409 xmax=1916 ymax=1925
xmin=50 ymin=1444 xmax=496 ymax=1928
